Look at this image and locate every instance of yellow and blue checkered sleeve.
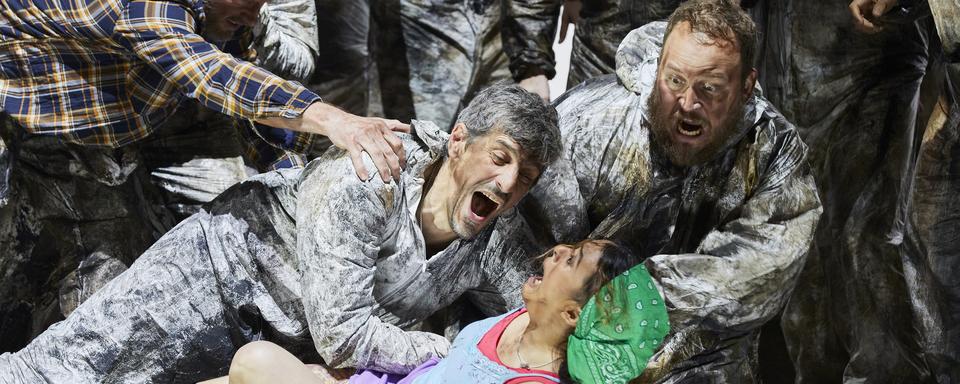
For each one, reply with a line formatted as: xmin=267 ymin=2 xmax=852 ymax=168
xmin=113 ymin=0 xmax=322 ymax=154
xmin=114 ymin=0 xmax=322 ymax=120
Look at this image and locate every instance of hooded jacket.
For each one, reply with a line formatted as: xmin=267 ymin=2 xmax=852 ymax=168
xmin=519 ymin=22 xmax=822 ymax=382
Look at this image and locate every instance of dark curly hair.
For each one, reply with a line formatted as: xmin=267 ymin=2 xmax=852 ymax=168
xmin=558 ymin=240 xmax=643 ymax=383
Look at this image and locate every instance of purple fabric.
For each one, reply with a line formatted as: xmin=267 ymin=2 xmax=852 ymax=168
xmin=349 ymin=357 xmax=442 ymax=384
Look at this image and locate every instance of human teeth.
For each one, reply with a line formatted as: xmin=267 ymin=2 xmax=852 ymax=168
xmin=678 ymin=120 xmax=702 ymax=136
xmin=480 ymin=191 xmax=502 ymax=206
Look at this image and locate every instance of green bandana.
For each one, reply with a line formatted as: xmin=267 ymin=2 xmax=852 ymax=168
xmin=566 ymin=263 xmax=670 ymax=384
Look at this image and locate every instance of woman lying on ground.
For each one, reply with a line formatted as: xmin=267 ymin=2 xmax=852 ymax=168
xmin=204 ymin=240 xmax=670 ymax=384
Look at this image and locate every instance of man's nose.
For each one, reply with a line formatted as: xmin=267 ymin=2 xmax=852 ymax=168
xmin=494 ymin=165 xmax=519 ymax=194
xmin=678 ymin=87 xmax=702 ymax=113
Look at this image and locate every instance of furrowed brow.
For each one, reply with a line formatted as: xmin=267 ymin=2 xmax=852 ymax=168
xmin=494 ymin=138 xmax=521 ymax=155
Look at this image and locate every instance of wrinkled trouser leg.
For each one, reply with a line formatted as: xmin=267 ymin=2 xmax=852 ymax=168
xmin=456 ymin=27 xmax=512 ymax=124
xmin=904 ymin=66 xmax=960 ymax=383
xmin=0 ymin=215 xmax=259 ymax=383
xmin=566 ymin=0 xmax=683 ymax=89
xmin=757 ymin=4 xmax=936 ymax=381
xmin=785 ymin=71 xmax=933 ymax=384
xmin=0 ymin=130 xmax=175 ymax=352
xmin=0 ymin=104 xmax=248 ymax=351
xmin=139 ymin=102 xmax=250 ymax=219
xmin=567 ymin=22 xmax=616 ymax=89
xmin=394 ymin=0 xmax=509 ymax=131
xmin=781 ymin=246 xmax=849 ymax=383
xmin=372 ymin=0 xmax=417 ymax=122
xmin=309 ymin=0 xmax=372 ymax=117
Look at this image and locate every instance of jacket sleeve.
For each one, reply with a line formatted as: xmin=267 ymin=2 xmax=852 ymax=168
xmin=926 ymin=0 xmax=960 ymax=61
xmin=295 ymin=158 xmax=449 ymax=373
xmin=501 ymin=0 xmax=562 ymax=81
xmin=641 ymin=129 xmax=822 ymax=378
xmin=253 ymin=0 xmax=320 ymax=81
xmin=114 ymin=0 xmax=321 ymax=121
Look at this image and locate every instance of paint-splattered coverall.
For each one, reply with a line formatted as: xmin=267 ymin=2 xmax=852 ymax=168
xmin=515 ymin=23 xmax=822 ymax=382
xmin=565 ymin=0 xmax=683 ymax=88
xmin=0 ymin=121 xmax=538 ymax=383
xmin=0 ymin=0 xmax=321 ymax=351
xmin=751 ymin=0 xmax=960 ymax=381
xmin=374 ymin=0 xmax=560 ymax=129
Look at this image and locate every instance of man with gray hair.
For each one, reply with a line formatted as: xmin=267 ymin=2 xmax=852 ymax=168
xmin=0 ymin=84 xmax=562 ymax=383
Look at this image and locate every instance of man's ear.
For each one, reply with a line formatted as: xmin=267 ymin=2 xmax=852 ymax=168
xmin=743 ymin=68 xmax=758 ymax=99
xmin=448 ymin=122 xmax=468 ymax=160
xmin=560 ymin=302 xmax=583 ymax=328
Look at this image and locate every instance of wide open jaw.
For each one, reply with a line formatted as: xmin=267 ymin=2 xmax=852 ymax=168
xmin=469 ymin=190 xmax=501 ymax=220
xmin=678 ymin=119 xmax=703 ymax=137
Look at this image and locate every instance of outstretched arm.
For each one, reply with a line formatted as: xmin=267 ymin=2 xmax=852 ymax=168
xmin=640 ymin=130 xmax=822 ymax=380
xmin=114 ymin=0 xmax=407 ymax=182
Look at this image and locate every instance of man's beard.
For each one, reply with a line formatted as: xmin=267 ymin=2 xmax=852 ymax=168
xmin=646 ymin=87 xmax=746 ymax=167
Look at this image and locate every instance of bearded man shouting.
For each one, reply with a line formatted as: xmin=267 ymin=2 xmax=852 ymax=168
xmin=520 ymin=1 xmax=823 ymax=381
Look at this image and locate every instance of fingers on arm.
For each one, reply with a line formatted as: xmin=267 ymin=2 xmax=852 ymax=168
xmin=872 ymin=0 xmax=893 ymax=18
xmin=348 ymin=145 xmax=371 ymax=182
xmin=356 ymin=130 xmax=400 ymax=183
xmin=383 ymin=119 xmax=411 ymax=133
xmin=346 ymin=118 xmax=407 ymax=183
xmin=381 ymin=126 xmax=407 ymax=169
xmin=849 ymin=0 xmax=881 ymax=32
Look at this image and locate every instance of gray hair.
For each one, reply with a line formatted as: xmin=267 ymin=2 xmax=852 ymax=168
xmin=455 ymin=84 xmax=562 ymax=170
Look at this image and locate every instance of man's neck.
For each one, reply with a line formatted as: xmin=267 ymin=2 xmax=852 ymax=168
xmin=418 ymin=159 xmax=458 ymax=255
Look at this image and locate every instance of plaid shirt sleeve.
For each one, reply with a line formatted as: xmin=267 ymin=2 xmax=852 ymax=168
xmin=238 ymin=120 xmax=315 ymax=171
xmin=113 ymin=0 xmax=321 ymax=153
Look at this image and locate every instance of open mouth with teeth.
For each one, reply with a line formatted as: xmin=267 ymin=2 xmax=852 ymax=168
xmin=678 ymin=120 xmax=703 ymax=137
xmin=469 ymin=191 xmax=500 ymax=220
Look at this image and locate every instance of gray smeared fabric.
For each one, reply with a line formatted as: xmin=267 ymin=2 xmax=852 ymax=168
xmin=0 ymin=102 xmax=250 ymax=352
xmin=307 ymin=0 xmax=373 ymax=117
xmin=906 ymin=85 xmax=960 ymax=384
xmin=750 ymin=0 xmax=960 ymax=381
xmin=374 ymin=0 xmax=559 ymax=129
xmin=0 ymin=121 xmax=538 ymax=382
xmin=930 ymin=0 xmax=960 ymax=63
xmin=251 ymin=0 xmax=320 ymax=82
xmin=0 ymin=133 xmax=9 ymax=206
xmin=565 ymin=0 xmax=683 ymax=88
xmin=0 ymin=1 xmax=322 ymax=348
xmin=515 ymin=22 xmax=822 ymax=382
